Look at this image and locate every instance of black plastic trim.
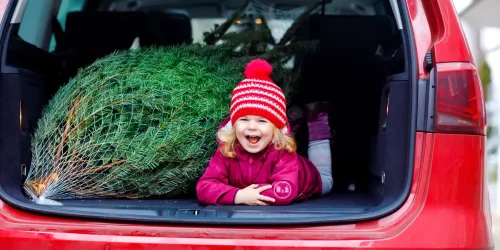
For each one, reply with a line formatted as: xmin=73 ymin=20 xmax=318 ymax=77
xmin=426 ymin=61 xmax=436 ymax=132
xmin=424 ymin=51 xmax=433 ymax=72
xmin=416 ymin=78 xmax=429 ymax=131
xmin=0 ymin=0 xmax=418 ymax=226
xmin=416 ymin=67 xmax=436 ymax=132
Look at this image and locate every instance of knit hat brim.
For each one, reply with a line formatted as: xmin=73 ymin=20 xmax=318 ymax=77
xmin=220 ymin=120 xmax=289 ymax=136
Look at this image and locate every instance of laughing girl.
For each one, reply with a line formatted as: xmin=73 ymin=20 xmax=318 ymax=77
xmin=196 ymin=59 xmax=333 ymax=206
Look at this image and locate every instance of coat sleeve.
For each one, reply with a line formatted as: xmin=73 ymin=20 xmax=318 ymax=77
xmin=196 ymin=150 xmax=239 ymax=205
xmin=257 ymin=151 xmax=299 ymax=205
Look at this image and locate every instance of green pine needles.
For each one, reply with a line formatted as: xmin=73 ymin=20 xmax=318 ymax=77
xmin=24 ymin=46 xmax=248 ymax=200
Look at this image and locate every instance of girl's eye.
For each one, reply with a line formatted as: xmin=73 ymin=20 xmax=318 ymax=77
xmin=240 ymin=118 xmax=248 ymax=122
xmin=259 ymin=120 xmax=268 ymax=123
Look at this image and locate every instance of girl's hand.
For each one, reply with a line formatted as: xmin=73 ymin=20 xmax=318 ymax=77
xmin=234 ymin=184 xmax=276 ymax=205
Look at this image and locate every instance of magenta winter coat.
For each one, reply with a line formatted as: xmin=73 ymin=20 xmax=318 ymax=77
xmin=196 ymin=118 xmax=322 ymax=206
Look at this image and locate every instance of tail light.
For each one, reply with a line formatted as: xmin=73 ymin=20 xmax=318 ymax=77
xmin=434 ymin=62 xmax=486 ymax=135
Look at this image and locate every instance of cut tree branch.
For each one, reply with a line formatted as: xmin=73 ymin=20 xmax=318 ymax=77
xmin=204 ymin=0 xmax=253 ymax=45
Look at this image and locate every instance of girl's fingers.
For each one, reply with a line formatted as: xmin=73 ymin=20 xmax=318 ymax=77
xmin=248 ymin=184 xmax=259 ymax=189
xmin=259 ymin=195 xmax=275 ymax=203
xmin=255 ymin=200 xmax=268 ymax=206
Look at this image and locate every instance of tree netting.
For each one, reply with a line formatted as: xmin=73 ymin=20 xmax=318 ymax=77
xmin=25 ymin=46 xmax=246 ymax=201
xmin=23 ymin=0 xmax=321 ymax=204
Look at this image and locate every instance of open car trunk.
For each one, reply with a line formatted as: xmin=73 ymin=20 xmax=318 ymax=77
xmin=0 ymin=0 xmax=416 ymax=225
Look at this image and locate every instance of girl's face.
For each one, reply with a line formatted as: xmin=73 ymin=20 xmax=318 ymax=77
xmin=234 ymin=115 xmax=275 ymax=154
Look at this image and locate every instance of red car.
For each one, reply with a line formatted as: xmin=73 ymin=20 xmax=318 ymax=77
xmin=0 ymin=0 xmax=493 ymax=249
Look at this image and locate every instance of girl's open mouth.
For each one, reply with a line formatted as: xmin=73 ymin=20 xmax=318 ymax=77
xmin=245 ymin=135 xmax=261 ymax=144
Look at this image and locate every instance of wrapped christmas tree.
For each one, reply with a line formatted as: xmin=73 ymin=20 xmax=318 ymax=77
xmin=23 ymin=0 xmax=321 ymax=204
xmin=24 ymin=46 xmax=248 ymax=202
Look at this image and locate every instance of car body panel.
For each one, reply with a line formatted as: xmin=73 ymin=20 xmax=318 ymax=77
xmin=408 ymin=0 xmax=474 ymax=78
xmin=0 ymin=0 xmax=493 ymax=249
xmin=0 ymin=133 xmax=492 ymax=249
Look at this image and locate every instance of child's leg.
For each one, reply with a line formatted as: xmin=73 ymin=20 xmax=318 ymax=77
xmin=306 ymin=102 xmax=333 ymax=195
xmin=308 ymin=140 xmax=333 ymax=195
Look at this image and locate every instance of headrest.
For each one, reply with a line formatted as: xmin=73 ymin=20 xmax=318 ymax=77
xmin=65 ymin=12 xmax=146 ymax=50
xmin=65 ymin=11 xmax=192 ymax=51
xmin=145 ymin=11 xmax=192 ymax=46
xmin=308 ymin=14 xmax=398 ymax=56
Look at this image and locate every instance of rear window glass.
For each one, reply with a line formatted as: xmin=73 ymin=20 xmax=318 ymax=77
xmin=99 ymin=0 xmax=390 ymax=44
xmin=17 ymin=0 xmax=393 ymax=52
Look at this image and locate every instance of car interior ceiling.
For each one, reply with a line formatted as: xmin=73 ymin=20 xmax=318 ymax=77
xmin=3 ymin=2 xmax=408 ymax=213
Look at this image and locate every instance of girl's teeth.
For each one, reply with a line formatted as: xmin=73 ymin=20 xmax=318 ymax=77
xmin=246 ymin=136 xmax=260 ymax=144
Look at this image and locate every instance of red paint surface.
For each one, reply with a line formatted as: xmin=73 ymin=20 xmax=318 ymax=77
xmin=0 ymin=0 xmax=493 ymax=249
xmin=408 ymin=0 xmax=474 ymax=78
xmin=0 ymin=133 xmax=493 ymax=249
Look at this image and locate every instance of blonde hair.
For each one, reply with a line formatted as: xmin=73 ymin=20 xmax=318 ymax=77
xmin=217 ymin=125 xmax=297 ymax=158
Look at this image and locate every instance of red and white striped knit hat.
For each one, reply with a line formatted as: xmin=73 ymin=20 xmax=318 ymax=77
xmin=228 ymin=59 xmax=288 ymax=132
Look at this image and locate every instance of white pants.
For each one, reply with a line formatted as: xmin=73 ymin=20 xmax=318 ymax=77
xmin=308 ymin=139 xmax=333 ymax=195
